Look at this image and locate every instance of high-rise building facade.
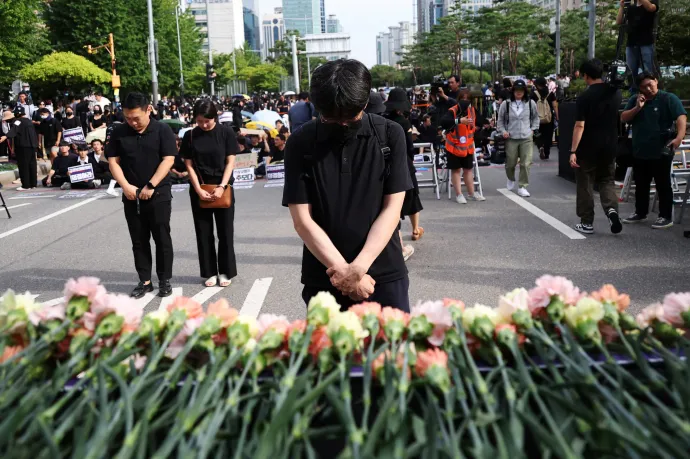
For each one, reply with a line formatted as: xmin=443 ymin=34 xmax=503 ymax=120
xmin=326 ymin=14 xmax=343 ymax=33
xmin=282 ymin=0 xmax=322 ymax=37
xmin=531 ymin=0 xmax=585 ymax=11
xmin=261 ymin=7 xmax=285 ymax=60
xmin=376 ymin=21 xmax=416 ymax=68
xmin=243 ymin=0 xmax=261 ymax=54
xmin=189 ymin=0 xmax=245 ymax=54
xmin=320 ymin=0 xmax=326 ymax=33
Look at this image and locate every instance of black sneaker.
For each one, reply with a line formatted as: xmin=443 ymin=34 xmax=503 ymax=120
xmin=574 ymin=223 xmax=594 ymax=234
xmin=158 ymin=279 xmax=173 ymax=297
xmin=607 ymin=209 xmax=622 ymax=234
xmin=651 ymin=217 xmax=673 ymax=230
xmin=622 ymin=213 xmax=647 ymax=224
xmin=130 ymin=281 xmax=153 ymax=299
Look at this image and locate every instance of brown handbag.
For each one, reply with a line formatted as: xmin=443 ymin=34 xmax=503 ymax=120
xmin=190 ymin=129 xmax=233 ymax=209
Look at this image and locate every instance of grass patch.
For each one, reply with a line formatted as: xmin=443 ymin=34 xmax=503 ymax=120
xmin=0 ymin=163 xmax=17 ymax=171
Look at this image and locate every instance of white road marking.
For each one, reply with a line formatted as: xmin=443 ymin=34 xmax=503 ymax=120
xmin=8 ymin=195 xmax=52 ymax=200
xmin=497 ymin=188 xmax=586 ymax=240
xmin=239 ymin=278 xmax=273 ymax=318
xmin=158 ymin=287 xmax=183 ymax=311
xmin=0 ymin=196 xmax=101 ymax=240
xmin=134 ymin=292 xmax=157 ymax=309
xmin=191 ymin=286 xmax=224 ymax=305
xmin=40 ymin=297 xmax=65 ymax=307
xmin=5 ymin=203 xmax=32 ymax=210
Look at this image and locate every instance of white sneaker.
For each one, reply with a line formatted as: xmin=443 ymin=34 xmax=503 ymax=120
xmin=469 ymin=194 xmax=486 ymax=202
xmin=455 ymin=194 xmax=467 ymax=204
xmin=16 ymin=187 xmax=28 ymax=191
xmin=93 ymin=179 xmax=102 ymax=188
xmin=507 ymin=180 xmax=516 ymax=191
xmin=517 ymin=187 xmax=530 ymax=197
xmin=60 ymin=182 xmax=71 ymax=190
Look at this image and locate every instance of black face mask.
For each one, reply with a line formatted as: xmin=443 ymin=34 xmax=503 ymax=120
xmin=66 ymin=112 xmax=73 ymax=116
xmin=319 ymin=118 xmax=363 ymax=141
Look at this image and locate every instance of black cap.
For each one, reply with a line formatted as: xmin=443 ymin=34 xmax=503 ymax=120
xmin=12 ymin=105 xmax=25 ymax=116
xmin=513 ymin=80 xmax=527 ymax=90
xmin=365 ymin=92 xmax=386 ymax=115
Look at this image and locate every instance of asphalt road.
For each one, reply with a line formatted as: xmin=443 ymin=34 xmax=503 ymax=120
xmin=0 ymin=153 xmax=687 ymax=320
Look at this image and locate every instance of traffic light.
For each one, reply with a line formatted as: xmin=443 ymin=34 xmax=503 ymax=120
xmin=206 ymin=63 xmax=216 ymax=82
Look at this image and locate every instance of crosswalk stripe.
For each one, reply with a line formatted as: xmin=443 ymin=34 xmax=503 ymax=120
xmin=158 ymin=287 xmax=183 ymax=311
xmin=134 ymin=292 xmax=157 ymax=309
xmin=191 ymin=286 xmax=224 ymax=305
xmin=239 ymin=278 xmax=273 ymax=318
xmin=41 ymin=297 xmax=64 ymax=307
xmin=6 ymin=203 xmax=32 ymax=210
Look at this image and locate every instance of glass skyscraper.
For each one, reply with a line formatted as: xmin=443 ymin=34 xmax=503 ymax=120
xmin=243 ymin=0 xmax=261 ymax=53
xmin=282 ymin=0 xmax=322 ymax=37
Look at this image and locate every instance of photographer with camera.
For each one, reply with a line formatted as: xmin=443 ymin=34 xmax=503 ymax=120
xmin=621 ymin=72 xmax=687 ymax=229
xmin=569 ymin=59 xmax=623 ymax=235
xmin=617 ymin=0 xmax=658 ymax=90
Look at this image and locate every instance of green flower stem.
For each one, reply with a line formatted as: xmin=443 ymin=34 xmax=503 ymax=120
xmin=450 ymin=365 xmax=484 ymax=449
xmin=443 ymin=389 xmax=462 ymax=459
xmin=359 ymin=335 xmax=379 ymax=434
xmin=272 ymin=326 xmax=313 ymax=411
xmin=338 ymin=358 xmax=361 ymax=458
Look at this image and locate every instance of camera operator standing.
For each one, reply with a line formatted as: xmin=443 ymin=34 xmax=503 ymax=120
xmin=617 ymin=0 xmax=658 ymax=90
xmin=621 ymin=72 xmax=687 ymax=229
xmin=569 ymin=60 xmax=623 ymax=235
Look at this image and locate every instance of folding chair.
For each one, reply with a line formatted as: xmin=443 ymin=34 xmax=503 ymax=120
xmin=446 ymin=148 xmax=483 ymax=199
xmin=0 ymin=191 xmax=10 ymax=218
xmin=412 ymin=143 xmax=440 ymax=200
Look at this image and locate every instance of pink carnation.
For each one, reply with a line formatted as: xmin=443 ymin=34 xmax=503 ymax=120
xmin=63 ymin=277 xmax=107 ymax=309
xmin=29 ymin=303 xmax=66 ymax=326
xmin=599 ymin=323 xmax=619 ymax=344
xmin=109 ymin=295 xmax=143 ymax=333
xmin=528 ymin=275 xmax=582 ymax=313
xmin=257 ymin=313 xmax=290 ymax=337
xmin=350 ymin=302 xmax=382 ymax=320
xmin=636 ymin=303 xmax=665 ymax=328
xmin=661 ymin=292 xmax=690 ymax=327
xmin=411 ymin=301 xmax=453 ymax=347
xmin=591 ymin=285 xmax=630 ymax=311
xmin=166 ymin=317 xmax=205 ymax=359
xmin=381 ymin=307 xmax=410 ymax=326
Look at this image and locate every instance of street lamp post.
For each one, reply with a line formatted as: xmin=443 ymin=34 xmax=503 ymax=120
xmin=205 ymin=0 xmax=214 ymax=96
xmin=588 ymin=0 xmax=596 ymax=59
xmin=146 ymin=0 xmax=159 ymax=105
xmin=175 ymin=6 xmax=185 ymax=99
xmin=291 ymin=35 xmax=300 ymax=94
xmin=555 ymin=0 xmax=561 ymax=75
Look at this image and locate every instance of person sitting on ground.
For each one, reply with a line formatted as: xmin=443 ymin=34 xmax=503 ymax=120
xmin=70 ymin=144 xmax=98 ymax=189
xmin=88 ymin=139 xmax=111 ymax=185
xmin=89 ymin=106 xmax=106 ymax=131
xmin=249 ymin=133 xmax=271 ymax=178
xmin=275 ymin=119 xmax=290 ymax=138
xmin=43 ymin=141 xmax=76 ymax=189
xmin=266 ymin=133 xmax=286 ymax=164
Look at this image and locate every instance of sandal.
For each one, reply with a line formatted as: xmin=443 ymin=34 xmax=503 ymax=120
xmin=204 ymin=276 xmax=218 ymax=287
xmin=411 ymin=227 xmax=425 ymax=241
xmin=219 ymin=275 xmax=232 ymax=287
xmin=402 ymin=245 xmax=415 ymax=262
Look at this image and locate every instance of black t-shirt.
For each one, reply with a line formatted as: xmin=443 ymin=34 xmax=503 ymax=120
xmin=91 ymin=116 xmax=106 ymax=129
xmin=627 ymin=0 xmax=658 ymax=46
xmin=61 ymin=116 xmax=80 ymax=130
xmin=105 ymin=119 xmax=178 ymax=202
xmin=40 ymin=118 xmax=63 ymax=144
xmin=282 ymin=114 xmax=412 ymax=288
xmin=180 ymin=124 xmax=238 ymax=184
xmin=277 ymin=101 xmax=290 ymax=113
xmin=575 ymin=83 xmax=622 ymax=160
xmin=268 ymin=144 xmax=285 ymax=163
xmin=52 ymin=153 xmax=77 ymax=176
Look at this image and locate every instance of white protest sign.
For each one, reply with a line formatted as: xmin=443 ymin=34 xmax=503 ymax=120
xmin=233 ymin=167 xmax=255 ymax=183
xmin=266 ymin=163 xmax=285 ymax=181
xmin=68 ymin=164 xmax=94 ymax=183
xmin=62 ymin=127 xmax=86 ymax=145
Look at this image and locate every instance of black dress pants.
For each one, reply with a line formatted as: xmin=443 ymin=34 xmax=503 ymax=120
xmin=302 ymin=276 xmax=410 ymax=312
xmin=189 ymin=190 xmax=237 ymax=279
xmin=633 ymin=155 xmax=673 ymax=220
xmin=42 ymin=175 xmax=69 ymax=188
xmin=538 ymin=122 xmax=554 ymax=158
xmin=16 ymin=147 xmax=37 ymax=188
xmin=123 ymin=199 xmax=174 ymax=282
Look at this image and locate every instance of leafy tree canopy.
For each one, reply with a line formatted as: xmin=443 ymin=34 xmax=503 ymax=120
xmin=19 ymin=52 xmax=112 ymax=98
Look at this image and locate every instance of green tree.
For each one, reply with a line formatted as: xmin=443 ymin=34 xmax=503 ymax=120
xmin=46 ymin=0 xmax=203 ymax=97
xmin=656 ymin=0 xmax=690 ymax=67
xmin=369 ymin=65 xmax=404 ymax=87
xmin=520 ymin=39 xmax=556 ymax=78
xmin=0 ymin=0 xmax=50 ymax=95
xmin=239 ymin=63 xmax=287 ymax=92
xmin=560 ymin=10 xmax=588 ymax=76
xmin=19 ymin=52 xmax=112 ymax=98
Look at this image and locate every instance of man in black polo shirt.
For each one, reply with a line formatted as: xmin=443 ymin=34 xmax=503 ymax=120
xmin=106 ymin=93 xmax=177 ymax=299
xmin=283 ymin=59 xmax=412 ymax=311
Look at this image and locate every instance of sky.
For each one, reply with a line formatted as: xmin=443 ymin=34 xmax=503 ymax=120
xmin=259 ymin=0 xmax=414 ymax=68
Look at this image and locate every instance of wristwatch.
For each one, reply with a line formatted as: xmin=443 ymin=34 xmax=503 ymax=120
xmin=146 ymin=181 xmax=155 ymax=189
xmin=216 ymin=184 xmax=228 ymax=190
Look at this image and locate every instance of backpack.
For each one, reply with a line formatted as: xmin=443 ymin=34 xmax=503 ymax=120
xmin=535 ymin=92 xmax=552 ymax=124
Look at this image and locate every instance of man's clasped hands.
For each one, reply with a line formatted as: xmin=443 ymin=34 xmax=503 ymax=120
xmin=326 ymin=262 xmax=375 ymax=301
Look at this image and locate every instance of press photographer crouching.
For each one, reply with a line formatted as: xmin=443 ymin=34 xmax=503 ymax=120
xmin=617 ymin=0 xmax=658 ymax=90
xmin=621 ymin=72 xmax=687 ymax=229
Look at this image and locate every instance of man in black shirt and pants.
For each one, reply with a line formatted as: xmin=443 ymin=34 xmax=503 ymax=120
xmin=106 ymin=93 xmax=177 ymax=299
xmin=283 ymin=59 xmax=412 ymax=311
xmin=569 ymin=59 xmax=623 ymax=235
xmin=1 ymin=106 xmax=38 ymax=190
xmin=617 ymin=0 xmax=658 ymax=91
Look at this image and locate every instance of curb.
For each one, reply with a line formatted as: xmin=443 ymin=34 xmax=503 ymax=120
xmin=0 ymin=161 xmax=50 ymax=188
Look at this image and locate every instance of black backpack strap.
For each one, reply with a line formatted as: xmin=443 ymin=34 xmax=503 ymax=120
xmin=367 ymin=114 xmax=391 ymax=180
xmin=504 ymin=100 xmax=510 ymax=126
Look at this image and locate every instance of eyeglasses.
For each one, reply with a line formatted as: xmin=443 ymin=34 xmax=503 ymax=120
xmin=319 ymin=112 xmax=363 ymax=126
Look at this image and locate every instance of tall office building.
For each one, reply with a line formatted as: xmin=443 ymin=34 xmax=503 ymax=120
xmin=262 ymin=7 xmax=286 ymax=60
xmin=243 ymin=0 xmax=261 ymax=54
xmin=376 ymin=21 xmax=416 ymax=68
xmin=531 ymin=0 xmax=585 ymax=10
xmin=326 ymin=14 xmax=343 ymax=33
xmin=282 ymin=0 xmax=322 ymax=37
xmin=189 ymin=0 xmax=245 ymax=54
xmin=320 ymin=0 xmax=326 ymax=33
xmin=458 ymin=1 xmax=494 ymax=68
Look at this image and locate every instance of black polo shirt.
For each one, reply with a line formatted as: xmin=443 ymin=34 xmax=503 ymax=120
xmin=52 ymin=153 xmax=77 ymax=176
xmin=105 ymin=118 xmax=177 ymax=202
xmin=282 ymin=114 xmax=412 ymax=289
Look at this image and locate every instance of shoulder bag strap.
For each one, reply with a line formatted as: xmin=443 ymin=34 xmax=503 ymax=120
xmin=189 ymin=128 xmax=205 ymax=185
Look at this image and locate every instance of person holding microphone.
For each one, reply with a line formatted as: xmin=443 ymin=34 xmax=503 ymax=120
xmin=181 ymin=99 xmax=239 ymax=288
